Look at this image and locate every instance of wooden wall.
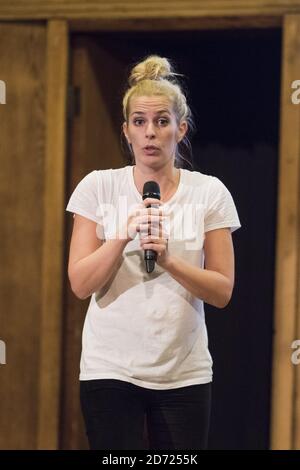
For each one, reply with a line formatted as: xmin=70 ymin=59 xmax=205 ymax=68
xmin=0 ymin=22 xmax=47 ymax=450
xmin=0 ymin=0 xmax=300 ymax=450
xmin=271 ymin=14 xmax=300 ymax=450
xmin=0 ymin=20 xmax=68 ymax=450
xmin=0 ymin=0 xmax=300 ymax=20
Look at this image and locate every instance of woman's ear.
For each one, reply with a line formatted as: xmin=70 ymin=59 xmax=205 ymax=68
xmin=122 ymin=121 xmax=130 ymax=144
xmin=177 ymin=120 xmax=188 ymax=143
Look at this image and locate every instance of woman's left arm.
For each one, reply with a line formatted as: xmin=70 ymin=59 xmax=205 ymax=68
xmin=163 ymin=228 xmax=235 ymax=309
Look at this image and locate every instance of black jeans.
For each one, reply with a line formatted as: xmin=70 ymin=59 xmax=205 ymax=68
xmin=80 ymin=378 xmax=212 ymax=450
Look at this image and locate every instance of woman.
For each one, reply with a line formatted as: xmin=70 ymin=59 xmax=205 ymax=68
xmin=66 ymin=55 xmax=241 ymax=450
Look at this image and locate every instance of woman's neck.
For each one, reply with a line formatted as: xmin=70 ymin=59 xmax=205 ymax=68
xmin=132 ymin=164 xmax=180 ymax=203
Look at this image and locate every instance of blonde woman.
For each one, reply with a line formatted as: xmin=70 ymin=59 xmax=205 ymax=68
xmin=66 ymin=55 xmax=241 ymax=450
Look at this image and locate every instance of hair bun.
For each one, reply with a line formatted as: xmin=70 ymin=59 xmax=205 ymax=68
xmin=128 ymin=55 xmax=181 ymax=87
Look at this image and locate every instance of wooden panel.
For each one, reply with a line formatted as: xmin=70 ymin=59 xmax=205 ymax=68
xmin=296 ymin=226 xmax=300 ymax=448
xmin=69 ymin=15 xmax=281 ymax=31
xmin=270 ymin=14 xmax=300 ymax=450
xmin=37 ymin=20 xmax=69 ymax=450
xmin=0 ymin=0 xmax=299 ymax=22
xmin=0 ymin=23 xmax=46 ymax=450
xmin=293 ymin=22 xmax=300 ymax=449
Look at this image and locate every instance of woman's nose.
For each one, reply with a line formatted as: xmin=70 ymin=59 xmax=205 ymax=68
xmin=145 ymin=122 xmax=156 ymax=137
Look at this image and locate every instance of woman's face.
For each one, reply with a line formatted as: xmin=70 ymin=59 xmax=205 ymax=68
xmin=123 ymin=95 xmax=187 ymax=168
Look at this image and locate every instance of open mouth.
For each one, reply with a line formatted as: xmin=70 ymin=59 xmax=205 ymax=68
xmin=143 ymin=146 xmax=160 ymax=154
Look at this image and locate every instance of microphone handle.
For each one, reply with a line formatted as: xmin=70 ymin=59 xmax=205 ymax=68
xmin=144 ymin=202 xmax=160 ymax=273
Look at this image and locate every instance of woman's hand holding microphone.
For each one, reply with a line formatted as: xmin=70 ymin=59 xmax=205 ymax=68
xmin=125 ymin=198 xmax=171 ymax=268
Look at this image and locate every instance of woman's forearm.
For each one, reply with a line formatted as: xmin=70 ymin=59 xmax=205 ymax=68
xmin=163 ymin=255 xmax=233 ymax=308
xmin=69 ymin=238 xmax=129 ymax=299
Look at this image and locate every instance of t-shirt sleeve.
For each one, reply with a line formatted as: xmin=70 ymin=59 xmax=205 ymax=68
xmin=204 ymin=177 xmax=242 ymax=233
xmin=65 ymin=170 xmax=100 ymax=223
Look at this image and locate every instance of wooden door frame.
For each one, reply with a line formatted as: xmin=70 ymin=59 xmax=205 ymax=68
xmin=29 ymin=12 xmax=300 ymax=449
xmin=37 ymin=20 xmax=69 ymax=449
xmin=270 ymin=14 xmax=300 ymax=450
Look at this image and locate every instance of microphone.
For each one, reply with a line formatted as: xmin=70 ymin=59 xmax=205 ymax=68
xmin=142 ymin=181 xmax=161 ymax=273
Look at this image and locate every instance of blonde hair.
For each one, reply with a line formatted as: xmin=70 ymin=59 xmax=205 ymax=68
xmin=122 ymin=55 xmax=195 ymax=169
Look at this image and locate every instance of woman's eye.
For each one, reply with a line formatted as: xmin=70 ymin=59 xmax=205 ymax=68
xmin=158 ymin=119 xmax=169 ymax=125
xmin=133 ymin=118 xmax=169 ymax=126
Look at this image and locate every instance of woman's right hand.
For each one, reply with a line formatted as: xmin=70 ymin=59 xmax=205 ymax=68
xmin=124 ymin=198 xmax=169 ymax=243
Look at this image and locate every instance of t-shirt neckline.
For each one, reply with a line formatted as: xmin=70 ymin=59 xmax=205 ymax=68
xmin=127 ymin=165 xmax=184 ymax=205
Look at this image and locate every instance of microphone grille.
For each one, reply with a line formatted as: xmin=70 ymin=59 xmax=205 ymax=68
xmin=142 ymin=181 xmax=161 ymax=200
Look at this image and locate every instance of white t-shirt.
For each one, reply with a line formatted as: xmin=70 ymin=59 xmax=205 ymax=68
xmin=66 ymin=165 xmax=241 ymax=389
